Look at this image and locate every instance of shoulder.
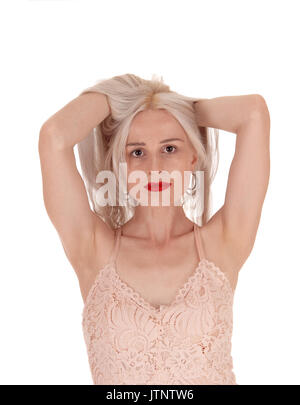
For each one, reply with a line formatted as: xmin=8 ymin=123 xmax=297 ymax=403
xmin=71 ymin=219 xmax=117 ymax=304
xmin=92 ymin=218 xmax=117 ymax=268
xmin=73 ymin=217 xmax=116 ymax=279
xmin=199 ymin=208 xmax=253 ymax=290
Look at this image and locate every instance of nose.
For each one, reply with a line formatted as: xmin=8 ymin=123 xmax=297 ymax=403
xmin=145 ymin=156 xmax=170 ymax=182
xmin=146 ymin=155 xmax=162 ymax=178
xmin=148 ymin=169 xmax=162 ymax=175
xmin=147 ymin=168 xmax=161 ymax=182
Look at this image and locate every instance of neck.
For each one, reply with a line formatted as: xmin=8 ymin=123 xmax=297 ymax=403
xmin=122 ymin=205 xmax=194 ymax=246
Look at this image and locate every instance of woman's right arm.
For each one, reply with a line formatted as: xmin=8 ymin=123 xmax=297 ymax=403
xmin=38 ymin=92 xmax=113 ymax=269
xmin=41 ymin=91 xmax=111 ymax=148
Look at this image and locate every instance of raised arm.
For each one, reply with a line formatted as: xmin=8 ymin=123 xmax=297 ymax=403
xmin=38 ymin=91 xmax=114 ymax=268
xmin=194 ymin=94 xmax=270 ymax=267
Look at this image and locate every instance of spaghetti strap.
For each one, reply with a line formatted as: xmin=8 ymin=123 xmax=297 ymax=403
xmin=110 ymin=225 xmax=203 ymax=265
xmin=108 ymin=227 xmax=122 ymax=265
xmin=193 ymin=223 xmax=204 ymax=262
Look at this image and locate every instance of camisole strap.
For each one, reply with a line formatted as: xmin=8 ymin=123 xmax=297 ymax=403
xmin=108 ymin=226 xmax=122 ymax=265
xmin=193 ymin=223 xmax=205 ymax=262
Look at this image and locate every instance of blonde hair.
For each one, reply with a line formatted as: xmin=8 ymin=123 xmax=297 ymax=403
xmin=77 ymin=73 xmax=219 ymax=230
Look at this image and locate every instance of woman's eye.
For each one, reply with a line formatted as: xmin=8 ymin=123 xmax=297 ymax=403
xmin=163 ymin=145 xmax=177 ymax=153
xmin=130 ymin=145 xmax=177 ymax=158
xmin=131 ymin=149 xmax=144 ymax=158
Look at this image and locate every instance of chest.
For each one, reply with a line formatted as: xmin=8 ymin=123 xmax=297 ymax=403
xmin=115 ymin=235 xmax=200 ymax=307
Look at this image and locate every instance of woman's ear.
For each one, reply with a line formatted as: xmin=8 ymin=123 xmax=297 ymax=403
xmin=191 ymin=154 xmax=198 ymax=170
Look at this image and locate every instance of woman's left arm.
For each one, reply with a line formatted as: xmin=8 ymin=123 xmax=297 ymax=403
xmin=194 ymin=95 xmax=270 ymax=258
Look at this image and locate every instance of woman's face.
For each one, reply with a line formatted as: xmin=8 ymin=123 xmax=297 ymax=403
xmin=124 ymin=109 xmax=198 ymax=206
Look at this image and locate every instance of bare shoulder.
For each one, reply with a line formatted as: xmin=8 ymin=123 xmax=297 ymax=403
xmin=72 ymin=217 xmax=116 ymax=302
xmin=93 ymin=218 xmax=116 ymax=267
xmin=200 ymin=207 xmax=253 ymax=292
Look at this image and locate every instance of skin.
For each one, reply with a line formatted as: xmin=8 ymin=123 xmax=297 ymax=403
xmin=39 ymin=93 xmax=270 ymax=308
xmin=124 ymin=108 xmax=198 ymax=244
xmin=108 ymin=109 xmax=203 ymax=307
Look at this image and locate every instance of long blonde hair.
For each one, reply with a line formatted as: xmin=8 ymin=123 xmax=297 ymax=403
xmin=77 ymin=73 xmax=219 ymax=230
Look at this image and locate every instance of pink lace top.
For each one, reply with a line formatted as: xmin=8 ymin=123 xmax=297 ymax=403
xmin=82 ymin=223 xmax=237 ymax=385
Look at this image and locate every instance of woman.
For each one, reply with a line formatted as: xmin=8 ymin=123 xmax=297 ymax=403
xmin=38 ymin=74 xmax=270 ymax=385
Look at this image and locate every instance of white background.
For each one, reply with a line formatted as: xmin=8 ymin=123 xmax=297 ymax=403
xmin=0 ymin=0 xmax=299 ymax=385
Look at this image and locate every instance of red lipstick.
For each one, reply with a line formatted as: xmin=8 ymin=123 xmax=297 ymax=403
xmin=145 ymin=181 xmax=171 ymax=192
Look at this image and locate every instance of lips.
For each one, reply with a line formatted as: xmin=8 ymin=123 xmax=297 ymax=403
xmin=145 ymin=181 xmax=171 ymax=192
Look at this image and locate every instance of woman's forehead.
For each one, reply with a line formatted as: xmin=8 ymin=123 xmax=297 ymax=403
xmin=128 ymin=109 xmax=186 ymax=141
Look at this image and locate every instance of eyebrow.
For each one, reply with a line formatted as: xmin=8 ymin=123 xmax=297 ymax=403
xmin=126 ymin=137 xmax=185 ymax=147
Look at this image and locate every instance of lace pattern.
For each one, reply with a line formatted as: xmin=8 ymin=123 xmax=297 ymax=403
xmin=82 ymin=258 xmax=237 ymax=385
